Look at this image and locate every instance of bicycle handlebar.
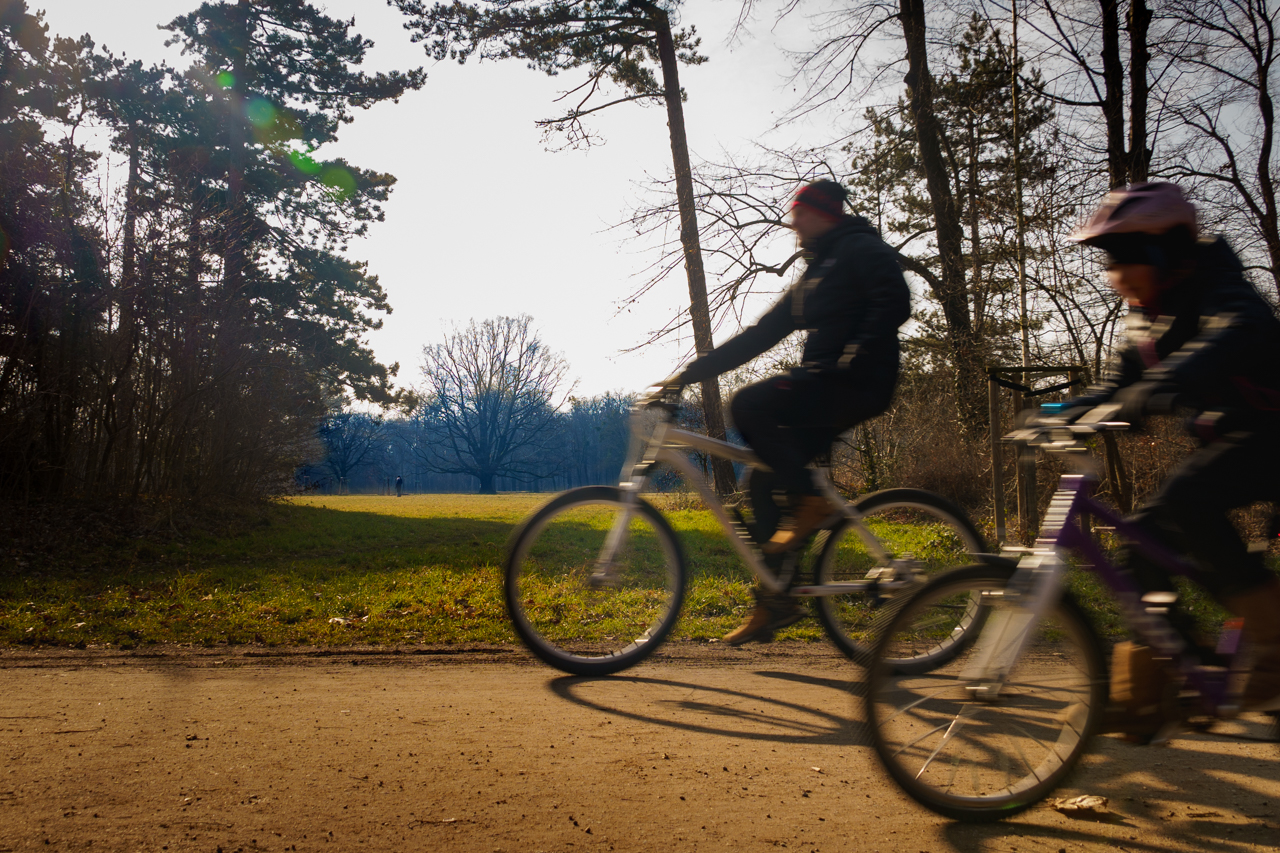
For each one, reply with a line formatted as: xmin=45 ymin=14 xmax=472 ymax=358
xmin=634 ymin=384 xmax=683 ymax=416
xmin=1004 ymin=403 xmax=1130 ymax=453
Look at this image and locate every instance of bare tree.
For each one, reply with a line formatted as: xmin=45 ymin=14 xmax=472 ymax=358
xmin=414 ymin=315 xmax=572 ymax=494
xmin=317 ymin=411 xmax=386 ymax=491
xmin=1162 ymin=0 xmax=1280 ymax=293
xmin=391 ymin=0 xmax=739 ymax=497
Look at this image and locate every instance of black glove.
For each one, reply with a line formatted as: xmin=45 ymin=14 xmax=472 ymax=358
xmin=1111 ymin=381 xmax=1179 ymax=426
xmin=1019 ymin=402 xmax=1092 ymax=428
xmin=641 ymin=376 xmax=685 ymax=409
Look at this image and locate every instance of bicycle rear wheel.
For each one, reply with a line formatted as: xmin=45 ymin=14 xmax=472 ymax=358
xmin=865 ymin=564 xmax=1106 ymax=822
xmin=813 ymin=489 xmax=985 ymax=666
xmin=504 ymin=486 xmax=686 ymax=676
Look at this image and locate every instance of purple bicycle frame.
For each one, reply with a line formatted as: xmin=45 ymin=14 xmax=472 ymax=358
xmin=1047 ymin=472 xmax=1232 ymax=714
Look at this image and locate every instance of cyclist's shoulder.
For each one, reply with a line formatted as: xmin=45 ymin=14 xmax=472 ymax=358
xmin=1188 ymin=236 xmax=1276 ymax=318
xmin=829 ymin=216 xmax=890 ymax=251
xmin=822 ymin=218 xmax=904 ymax=279
xmin=1191 ymin=235 xmax=1249 ymax=286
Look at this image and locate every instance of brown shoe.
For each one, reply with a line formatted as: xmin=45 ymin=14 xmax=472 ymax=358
xmin=1225 ymin=578 xmax=1280 ymax=710
xmin=762 ymin=495 xmax=840 ymax=555
xmin=1109 ymin=641 xmax=1169 ymax=718
xmin=723 ymin=595 xmax=806 ymax=646
xmin=1103 ymin=641 xmax=1175 ymax=739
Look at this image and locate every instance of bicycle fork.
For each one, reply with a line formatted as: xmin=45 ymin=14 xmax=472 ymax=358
xmin=589 ymin=420 xmax=668 ymax=589
xmin=964 ymin=486 xmax=1077 ymax=698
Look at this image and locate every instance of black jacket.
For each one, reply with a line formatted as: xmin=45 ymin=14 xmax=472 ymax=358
xmin=1076 ymin=237 xmax=1280 ymax=426
xmin=679 ymin=216 xmax=911 ymax=386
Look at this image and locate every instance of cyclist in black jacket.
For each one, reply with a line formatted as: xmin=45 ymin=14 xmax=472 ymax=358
xmin=660 ymin=179 xmax=911 ymax=645
xmin=1055 ymin=182 xmax=1280 ymax=712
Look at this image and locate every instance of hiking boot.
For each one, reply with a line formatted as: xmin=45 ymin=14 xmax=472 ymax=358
xmin=1109 ymin=641 xmax=1169 ymax=718
xmin=762 ymin=495 xmax=840 ymax=555
xmin=723 ymin=592 xmax=806 ymax=646
xmin=1097 ymin=704 xmax=1170 ymax=744
xmin=1224 ymin=578 xmax=1280 ymax=711
xmin=1104 ymin=641 xmax=1178 ymax=742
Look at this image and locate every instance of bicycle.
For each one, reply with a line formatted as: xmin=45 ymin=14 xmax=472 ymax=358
xmin=863 ymin=409 xmax=1280 ymax=822
xmin=504 ymin=395 xmax=988 ymax=676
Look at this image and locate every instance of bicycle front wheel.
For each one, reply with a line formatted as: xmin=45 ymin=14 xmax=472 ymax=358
xmin=865 ymin=564 xmax=1106 ymax=822
xmin=504 ymin=486 xmax=686 ymax=676
xmin=813 ymin=488 xmax=985 ymax=665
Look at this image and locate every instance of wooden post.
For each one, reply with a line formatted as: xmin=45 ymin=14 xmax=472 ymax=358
xmin=1020 ymin=439 xmax=1039 ymax=538
xmin=989 ymin=372 xmax=1005 ymax=546
xmin=1012 ymin=387 xmax=1027 ymax=537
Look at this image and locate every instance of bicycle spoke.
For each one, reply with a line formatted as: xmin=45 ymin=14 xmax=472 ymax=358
xmin=865 ymin=566 xmax=1105 ymax=820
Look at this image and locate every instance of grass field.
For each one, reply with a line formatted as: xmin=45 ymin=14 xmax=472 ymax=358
xmin=0 ymin=493 xmax=1244 ymax=652
xmin=0 ymin=494 xmax=810 ymax=649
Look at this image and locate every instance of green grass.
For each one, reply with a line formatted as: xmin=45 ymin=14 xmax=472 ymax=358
xmin=1 ymin=495 xmax=543 ymax=649
xmin=0 ymin=494 xmax=781 ymax=650
xmin=0 ymin=493 xmax=972 ymax=650
xmin=3 ymin=493 xmax=1258 ymax=652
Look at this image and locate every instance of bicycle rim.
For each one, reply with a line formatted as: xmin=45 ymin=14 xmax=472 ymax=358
xmin=866 ymin=565 xmax=1105 ymax=821
xmin=504 ymin=486 xmax=686 ymax=676
xmin=814 ymin=489 xmax=986 ymax=666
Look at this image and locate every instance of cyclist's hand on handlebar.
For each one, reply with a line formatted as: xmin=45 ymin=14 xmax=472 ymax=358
xmin=640 ymin=376 xmax=685 ymax=410
xmin=1019 ymin=403 xmax=1093 ymax=428
xmin=1111 ymin=381 xmax=1179 ymax=427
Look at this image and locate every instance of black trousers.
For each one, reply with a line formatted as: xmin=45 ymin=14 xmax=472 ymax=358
xmin=730 ymin=369 xmax=895 ymax=538
xmin=1127 ymin=427 xmax=1280 ymax=601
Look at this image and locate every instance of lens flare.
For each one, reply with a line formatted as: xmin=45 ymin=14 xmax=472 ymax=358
xmin=216 ymin=70 xmax=235 ymax=89
xmin=321 ymin=166 xmax=357 ymax=199
xmin=246 ymin=98 xmax=276 ymax=127
xmin=289 ymin=150 xmax=323 ymax=175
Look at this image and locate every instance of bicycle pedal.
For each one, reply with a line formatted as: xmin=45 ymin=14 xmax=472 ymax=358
xmin=731 ymin=509 xmax=761 ymax=544
xmin=588 ymin=568 xmax=620 ymax=589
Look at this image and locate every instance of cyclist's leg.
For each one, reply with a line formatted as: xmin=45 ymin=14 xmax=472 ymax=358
xmin=730 ymin=375 xmax=823 ymax=496
xmin=724 ymin=372 xmax=889 ymax=644
xmin=733 ymin=371 xmax=892 ymax=553
xmin=1128 ymin=430 xmax=1280 ymax=708
xmin=745 ymin=466 xmax=784 ymax=544
xmin=1133 ymin=431 xmax=1277 ymax=596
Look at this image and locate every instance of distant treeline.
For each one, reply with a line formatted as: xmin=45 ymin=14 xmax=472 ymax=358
xmin=300 ymin=392 xmax=637 ymax=495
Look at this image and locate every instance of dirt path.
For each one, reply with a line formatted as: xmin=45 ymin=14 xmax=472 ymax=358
xmin=0 ymin=644 xmax=1277 ymax=852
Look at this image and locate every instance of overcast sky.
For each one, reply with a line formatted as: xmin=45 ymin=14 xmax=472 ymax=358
xmin=35 ymin=0 xmax=830 ymax=402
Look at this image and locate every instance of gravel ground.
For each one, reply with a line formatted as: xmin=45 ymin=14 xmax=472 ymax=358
xmin=0 ymin=643 xmax=1277 ymax=852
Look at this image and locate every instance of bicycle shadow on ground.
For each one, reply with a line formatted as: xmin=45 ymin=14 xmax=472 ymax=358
xmin=940 ymin=718 xmax=1279 ymax=853
xmin=546 ymin=669 xmax=870 ymax=746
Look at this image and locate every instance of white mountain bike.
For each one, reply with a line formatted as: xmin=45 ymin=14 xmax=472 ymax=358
xmin=504 ymin=396 xmax=988 ymax=675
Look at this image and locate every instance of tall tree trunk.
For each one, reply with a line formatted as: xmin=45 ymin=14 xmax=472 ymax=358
xmin=1251 ymin=28 xmax=1280 ymax=288
xmin=653 ymin=12 xmax=736 ymax=497
xmin=966 ymin=112 xmax=984 ymax=336
xmin=1127 ymin=0 xmax=1152 ymax=182
xmin=1096 ymin=0 xmax=1154 ymax=504
xmin=1012 ymin=0 xmax=1030 ymax=368
xmin=1099 ymin=0 xmax=1128 ymax=187
xmin=898 ymin=0 xmax=985 ymax=429
xmin=96 ymin=129 xmax=143 ymax=493
xmin=224 ymin=0 xmax=251 ymax=299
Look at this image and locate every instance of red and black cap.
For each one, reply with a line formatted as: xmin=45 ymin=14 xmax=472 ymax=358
xmin=791 ymin=179 xmax=848 ymax=220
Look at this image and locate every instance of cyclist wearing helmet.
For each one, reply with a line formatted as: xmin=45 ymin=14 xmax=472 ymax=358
xmin=1058 ymin=182 xmax=1280 ymax=714
xmin=655 ymin=179 xmax=911 ymax=645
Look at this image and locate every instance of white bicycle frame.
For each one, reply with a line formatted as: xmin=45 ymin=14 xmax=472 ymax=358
xmin=590 ymin=404 xmax=916 ymax=596
xmin=962 ymin=417 xmax=1125 ymax=699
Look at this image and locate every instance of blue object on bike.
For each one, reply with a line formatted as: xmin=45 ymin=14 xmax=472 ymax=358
xmin=1039 ymin=402 xmax=1067 ymax=413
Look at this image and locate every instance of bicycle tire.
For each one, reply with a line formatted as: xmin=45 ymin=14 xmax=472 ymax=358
xmin=813 ymin=488 xmax=986 ymax=667
xmin=865 ymin=563 xmax=1106 ymax=822
xmin=504 ymin=486 xmax=686 ymax=676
